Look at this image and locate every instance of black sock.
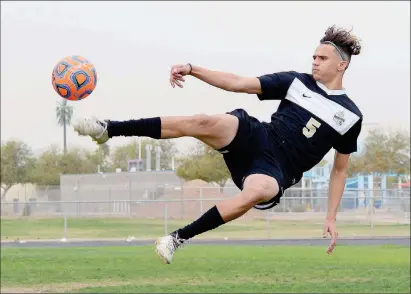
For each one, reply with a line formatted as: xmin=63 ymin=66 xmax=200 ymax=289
xmin=172 ymin=205 xmax=225 ymax=240
xmin=107 ymin=117 xmax=161 ymax=139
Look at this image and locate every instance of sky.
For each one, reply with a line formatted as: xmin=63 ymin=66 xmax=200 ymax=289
xmin=1 ymin=1 xmax=410 ymax=161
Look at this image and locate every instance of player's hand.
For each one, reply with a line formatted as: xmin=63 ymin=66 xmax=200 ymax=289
xmin=323 ymin=217 xmax=338 ymax=254
xmin=169 ymin=64 xmax=191 ymax=88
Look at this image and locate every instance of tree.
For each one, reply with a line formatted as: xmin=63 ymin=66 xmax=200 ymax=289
xmin=29 ymin=145 xmax=61 ymax=186
xmin=159 ymin=139 xmax=179 ymax=170
xmin=144 ymin=138 xmax=178 ymax=170
xmin=109 ymin=140 xmax=140 ymax=172
xmin=56 ymin=99 xmax=74 ymax=154
xmin=30 ymin=145 xmax=106 ymax=186
xmin=98 ymin=143 xmax=110 ymax=158
xmin=347 ymin=155 xmax=366 ymax=177
xmin=85 ymin=146 xmax=109 ymax=173
xmin=176 ymin=142 xmax=231 ymax=190
xmin=59 ymin=147 xmax=101 ymax=175
xmin=95 ymin=143 xmax=111 ymax=172
xmin=347 ymin=128 xmax=410 ymax=176
xmin=385 ymin=129 xmax=410 ymax=175
xmin=0 ymin=140 xmax=35 ymax=200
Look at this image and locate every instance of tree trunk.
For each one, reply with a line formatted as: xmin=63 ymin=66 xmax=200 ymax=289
xmin=63 ymin=115 xmax=67 ymax=154
xmin=1 ymin=183 xmax=12 ymax=201
xmin=219 ymin=182 xmax=226 ymax=193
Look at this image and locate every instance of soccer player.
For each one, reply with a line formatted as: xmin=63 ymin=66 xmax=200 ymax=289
xmin=73 ymin=25 xmax=362 ymax=263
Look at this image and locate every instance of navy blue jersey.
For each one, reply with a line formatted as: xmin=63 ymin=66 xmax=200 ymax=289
xmin=257 ymin=71 xmax=363 ymax=174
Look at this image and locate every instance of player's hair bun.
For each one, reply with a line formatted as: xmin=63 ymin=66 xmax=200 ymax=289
xmin=320 ymin=25 xmax=362 ymax=57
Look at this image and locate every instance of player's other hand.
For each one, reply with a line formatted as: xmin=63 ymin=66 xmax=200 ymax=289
xmin=170 ymin=64 xmax=191 ymax=88
xmin=323 ymin=217 xmax=338 ymax=255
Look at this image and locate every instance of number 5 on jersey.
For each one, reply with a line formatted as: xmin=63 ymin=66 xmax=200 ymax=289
xmin=303 ymin=117 xmax=321 ymax=138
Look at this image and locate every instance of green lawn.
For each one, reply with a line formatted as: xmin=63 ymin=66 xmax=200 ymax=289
xmin=1 ymin=217 xmax=410 ymax=241
xmin=1 ymin=245 xmax=409 ymax=293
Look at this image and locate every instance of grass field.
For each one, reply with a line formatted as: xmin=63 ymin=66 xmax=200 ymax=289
xmin=1 ymin=245 xmax=410 ymax=293
xmin=1 ymin=217 xmax=410 ymax=241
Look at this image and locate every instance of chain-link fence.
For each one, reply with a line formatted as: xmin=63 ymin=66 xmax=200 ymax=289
xmin=1 ymin=184 xmax=409 ymax=241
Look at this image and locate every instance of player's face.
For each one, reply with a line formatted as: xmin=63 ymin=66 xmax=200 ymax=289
xmin=311 ymin=44 xmax=343 ymax=82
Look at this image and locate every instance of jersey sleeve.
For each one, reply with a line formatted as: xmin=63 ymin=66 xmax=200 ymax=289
xmin=333 ymin=119 xmax=362 ymax=154
xmin=257 ymin=71 xmax=297 ymax=100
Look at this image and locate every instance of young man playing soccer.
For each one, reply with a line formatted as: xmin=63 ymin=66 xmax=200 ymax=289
xmin=73 ymin=25 xmax=363 ymax=263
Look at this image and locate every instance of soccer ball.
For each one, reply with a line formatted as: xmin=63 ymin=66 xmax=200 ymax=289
xmin=52 ymin=55 xmax=97 ymax=101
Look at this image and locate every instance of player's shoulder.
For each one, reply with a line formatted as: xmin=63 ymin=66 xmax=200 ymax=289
xmin=280 ymin=71 xmax=318 ymax=87
xmin=273 ymin=71 xmax=312 ymax=81
xmin=297 ymin=72 xmax=363 ymax=119
xmin=338 ymin=94 xmax=363 ymax=120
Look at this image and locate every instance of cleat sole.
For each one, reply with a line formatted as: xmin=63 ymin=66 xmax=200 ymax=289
xmin=154 ymin=239 xmax=170 ymax=264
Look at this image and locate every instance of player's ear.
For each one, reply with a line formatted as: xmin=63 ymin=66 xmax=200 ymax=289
xmin=337 ymin=61 xmax=348 ymax=72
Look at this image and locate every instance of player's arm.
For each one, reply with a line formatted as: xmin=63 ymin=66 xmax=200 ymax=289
xmin=189 ymin=65 xmax=262 ymax=94
xmin=324 ymin=150 xmax=352 ymax=254
xmin=171 ymin=64 xmax=296 ymax=98
xmin=326 ymin=151 xmax=350 ymax=221
xmin=188 ymin=65 xmax=297 ymax=100
xmin=327 ymin=119 xmax=362 ymax=220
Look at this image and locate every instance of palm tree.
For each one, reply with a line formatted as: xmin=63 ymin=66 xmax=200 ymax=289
xmin=97 ymin=143 xmax=111 ymax=172
xmin=56 ymin=99 xmax=74 ymax=154
xmin=98 ymin=143 xmax=110 ymax=158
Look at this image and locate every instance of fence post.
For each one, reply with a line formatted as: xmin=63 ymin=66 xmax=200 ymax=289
xmin=266 ymin=211 xmax=270 ymax=240
xmin=63 ymin=215 xmax=67 ymax=240
xmin=109 ymin=188 xmax=112 ymax=214
xmin=310 ymin=188 xmax=313 ymax=211
xmin=164 ymin=202 xmax=168 ymax=235
xmin=129 ymin=178 xmax=132 ymax=215
xmin=370 ymin=192 xmax=374 ymax=229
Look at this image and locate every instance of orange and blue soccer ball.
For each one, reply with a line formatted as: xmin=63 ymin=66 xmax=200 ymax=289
xmin=52 ymin=55 xmax=97 ymax=101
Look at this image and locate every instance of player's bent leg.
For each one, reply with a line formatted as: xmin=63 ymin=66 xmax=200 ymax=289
xmin=73 ymin=113 xmax=239 ymax=150
xmin=217 ymin=174 xmax=280 ymax=222
xmin=154 ymin=174 xmax=279 ymax=264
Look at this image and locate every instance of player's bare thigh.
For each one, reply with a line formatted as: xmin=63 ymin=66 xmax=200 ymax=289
xmin=216 ymin=173 xmax=280 ymax=223
xmin=160 ymin=113 xmax=239 ymax=150
xmin=242 ymin=173 xmax=280 ymax=205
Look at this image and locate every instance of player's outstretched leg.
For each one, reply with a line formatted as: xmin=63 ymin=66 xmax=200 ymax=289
xmin=73 ymin=114 xmax=239 ymax=150
xmin=155 ymin=174 xmax=279 ymax=264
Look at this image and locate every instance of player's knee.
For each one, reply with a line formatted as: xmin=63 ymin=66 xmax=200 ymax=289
xmin=188 ymin=114 xmax=218 ymax=136
xmin=242 ymin=174 xmax=279 ymax=206
xmin=184 ymin=113 xmax=238 ymax=150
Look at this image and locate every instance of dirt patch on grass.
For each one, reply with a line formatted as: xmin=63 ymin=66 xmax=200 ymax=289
xmin=1 ymin=277 xmax=219 ymax=293
xmin=0 ymin=276 xmax=283 ymax=293
xmin=1 ymin=280 xmax=135 ymax=293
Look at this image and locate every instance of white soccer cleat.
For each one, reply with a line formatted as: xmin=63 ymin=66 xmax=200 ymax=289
xmin=73 ymin=117 xmax=110 ymax=144
xmin=155 ymin=234 xmax=187 ymax=264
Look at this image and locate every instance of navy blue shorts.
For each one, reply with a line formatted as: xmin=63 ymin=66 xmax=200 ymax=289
xmin=218 ymin=109 xmax=301 ymax=210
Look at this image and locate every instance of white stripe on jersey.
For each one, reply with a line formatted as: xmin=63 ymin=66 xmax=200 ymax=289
xmin=285 ymin=78 xmax=360 ymax=135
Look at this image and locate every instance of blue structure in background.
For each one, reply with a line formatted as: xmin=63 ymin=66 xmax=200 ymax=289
xmin=302 ymin=164 xmax=397 ymax=210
